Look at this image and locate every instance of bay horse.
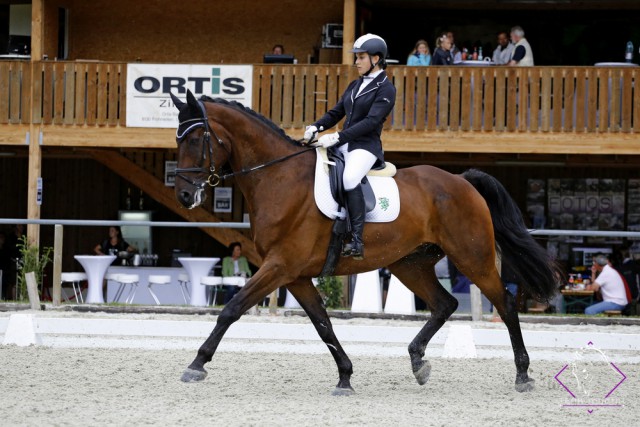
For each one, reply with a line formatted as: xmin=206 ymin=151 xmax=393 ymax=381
xmin=171 ymin=90 xmax=559 ymax=395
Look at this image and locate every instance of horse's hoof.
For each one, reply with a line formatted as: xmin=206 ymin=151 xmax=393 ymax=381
xmin=180 ymin=368 xmax=208 ymax=383
xmin=413 ymin=360 xmax=432 ymax=385
xmin=515 ymin=378 xmax=535 ymax=393
xmin=332 ymin=386 xmax=355 ymax=396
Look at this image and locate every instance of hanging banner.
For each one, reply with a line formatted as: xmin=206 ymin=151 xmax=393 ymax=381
xmin=214 ymin=187 xmax=233 ymax=213
xmin=126 ymin=63 xmax=253 ymax=128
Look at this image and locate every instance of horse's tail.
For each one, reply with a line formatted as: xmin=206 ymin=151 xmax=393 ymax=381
xmin=462 ymin=169 xmax=560 ymax=302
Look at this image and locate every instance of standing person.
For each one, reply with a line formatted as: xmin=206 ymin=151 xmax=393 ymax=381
xmin=222 ymin=242 xmax=252 ymax=304
xmin=445 ymin=31 xmax=462 ymax=64
xmin=94 ymin=226 xmax=136 ymax=265
xmin=492 ymin=31 xmax=515 ymax=65
xmin=302 ymin=34 xmax=396 ymax=260
xmin=431 ymin=34 xmax=453 ymax=66
xmin=585 ymin=254 xmax=628 ymax=315
xmin=407 ymin=39 xmax=431 ymax=66
xmin=507 ymin=25 xmax=534 ymax=66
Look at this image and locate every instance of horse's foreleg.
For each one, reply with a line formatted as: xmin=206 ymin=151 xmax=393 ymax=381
xmin=287 ymin=279 xmax=354 ymax=396
xmin=181 ymin=262 xmax=287 ymax=383
xmin=388 ymin=253 xmax=458 ymax=386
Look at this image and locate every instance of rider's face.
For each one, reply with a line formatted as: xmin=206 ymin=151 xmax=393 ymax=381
xmin=355 ymin=52 xmax=380 ymax=76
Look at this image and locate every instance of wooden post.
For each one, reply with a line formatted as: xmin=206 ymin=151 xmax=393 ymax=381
xmin=27 ymin=0 xmax=45 ymax=246
xmin=268 ymin=289 xmax=278 ymax=315
xmin=342 ymin=0 xmax=356 ymax=65
xmin=52 ymin=224 xmax=63 ymax=306
xmin=25 ymin=272 xmax=41 ymax=310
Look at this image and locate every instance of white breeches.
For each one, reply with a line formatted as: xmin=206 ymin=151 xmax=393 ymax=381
xmin=337 ymin=144 xmax=377 ymax=190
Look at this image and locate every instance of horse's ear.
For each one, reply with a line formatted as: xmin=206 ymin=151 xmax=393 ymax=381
xmin=185 ymin=89 xmax=203 ymax=118
xmin=170 ymin=92 xmax=185 ymax=110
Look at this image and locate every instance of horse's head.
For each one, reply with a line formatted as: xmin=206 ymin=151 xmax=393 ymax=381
xmin=171 ymin=90 xmax=231 ymax=208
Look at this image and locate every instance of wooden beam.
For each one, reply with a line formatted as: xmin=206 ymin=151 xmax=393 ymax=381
xmin=342 ymin=0 xmax=355 ymax=65
xmin=31 ymin=0 xmax=44 ymax=62
xmin=83 ymin=148 xmax=262 ymax=266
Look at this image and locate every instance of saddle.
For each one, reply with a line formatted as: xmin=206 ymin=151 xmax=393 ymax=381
xmin=325 ymin=147 xmax=378 ymax=213
xmin=319 ymin=147 xmax=397 ymax=276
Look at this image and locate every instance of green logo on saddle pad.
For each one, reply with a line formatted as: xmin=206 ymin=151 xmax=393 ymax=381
xmin=378 ymin=197 xmax=389 ymax=211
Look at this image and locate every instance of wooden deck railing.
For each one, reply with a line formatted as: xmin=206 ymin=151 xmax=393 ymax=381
xmin=2 ymin=61 xmax=639 ymax=134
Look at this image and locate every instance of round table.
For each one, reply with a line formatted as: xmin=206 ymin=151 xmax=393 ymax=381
xmin=460 ymin=60 xmax=495 ymax=66
xmin=594 ymin=62 xmax=639 ymax=67
xmin=178 ymin=257 xmax=220 ymax=306
xmin=74 ymin=255 xmax=117 ymax=303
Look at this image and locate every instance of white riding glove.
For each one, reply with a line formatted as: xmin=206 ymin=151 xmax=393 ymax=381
xmin=303 ymin=125 xmax=319 ymax=144
xmin=313 ymin=132 xmax=340 ymax=148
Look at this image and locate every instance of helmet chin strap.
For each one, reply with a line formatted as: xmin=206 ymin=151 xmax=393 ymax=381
xmin=363 ymin=56 xmax=378 ymax=77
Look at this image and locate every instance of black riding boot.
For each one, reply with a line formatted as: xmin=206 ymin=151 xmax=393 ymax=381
xmin=343 ymin=185 xmax=366 ymax=260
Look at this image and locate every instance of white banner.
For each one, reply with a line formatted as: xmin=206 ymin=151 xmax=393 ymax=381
xmin=126 ymin=64 xmax=253 ymax=128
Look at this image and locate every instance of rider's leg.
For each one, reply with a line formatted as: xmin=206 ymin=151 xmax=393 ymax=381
xmin=342 ymin=148 xmax=377 ymax=260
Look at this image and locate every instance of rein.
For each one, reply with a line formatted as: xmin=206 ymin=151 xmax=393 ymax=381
xmin=175 ymin=100 xmax=314 ymax=187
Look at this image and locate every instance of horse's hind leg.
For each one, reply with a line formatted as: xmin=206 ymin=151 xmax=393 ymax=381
xmin=388 ymin=249 xmax=458 ymax=386
xmin=477 ymin=271 xmax=534 ymax=392
xmin=287 ymin=278 xmax=354 ymax=396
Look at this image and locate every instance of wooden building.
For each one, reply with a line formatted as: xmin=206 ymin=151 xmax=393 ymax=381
xmin=2 ymin=0 xmax=640 ymax=276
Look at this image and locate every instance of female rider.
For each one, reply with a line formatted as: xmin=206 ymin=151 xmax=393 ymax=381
xmin=303 ymin=34 xmax=396 ymax=260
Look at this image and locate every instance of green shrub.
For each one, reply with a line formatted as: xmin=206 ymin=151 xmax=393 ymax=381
xmin=317 ymin=276 xmax=343 ymax=309
xmin=15 ymin=236 xmax=53 ymax=301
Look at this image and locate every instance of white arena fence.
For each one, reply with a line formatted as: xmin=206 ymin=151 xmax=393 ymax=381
xmin=2 ymin=219 xmax=640 ymax=315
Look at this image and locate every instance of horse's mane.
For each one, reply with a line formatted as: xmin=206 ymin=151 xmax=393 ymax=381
xmin=200 ymin=96 xmax=301 ymax=147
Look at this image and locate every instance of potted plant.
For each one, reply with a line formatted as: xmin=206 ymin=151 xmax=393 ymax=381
xmin=15 ymin=236 xmax=53 ymax=301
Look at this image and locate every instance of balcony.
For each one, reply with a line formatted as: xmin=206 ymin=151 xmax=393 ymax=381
xmin=1 ymin=61 xmax=639 ymax=154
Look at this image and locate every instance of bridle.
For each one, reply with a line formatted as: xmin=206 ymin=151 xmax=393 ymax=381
xmin=175 ymin=100 xmax=314 ymax=189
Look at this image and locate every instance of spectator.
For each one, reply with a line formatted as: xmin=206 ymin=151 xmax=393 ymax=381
xmin=94 ymin=226 xmax=136 ymax=265
xmin=407 ymin=39 xmax=431 ymax=66
xmin=445 ymin=31 xmax=462 ymax=64
xmin=222 ymin=242 xmax=252 ymax=304
xmin=272 ymin=44 xmax=284 ymax=55
xmin=507 ymin=25 xmax=534 ymax=66
xmin=432 ymin=34 xmax=453 ymax=66
xmin=492 ymin=31 xmax=515 ymax=65
xmin=585 ymin=254 xmax=628 ymax=315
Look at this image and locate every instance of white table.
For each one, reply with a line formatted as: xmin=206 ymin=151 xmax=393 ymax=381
xmin=74 ymin=255 xmax=116 ymax=303
xmin=594 ymin=62 xmax=639 ymax=67
xmin=460 ymin=60 xmax=494 ymax=66
xmin=178 ymin=257 xmax=220 ymax=306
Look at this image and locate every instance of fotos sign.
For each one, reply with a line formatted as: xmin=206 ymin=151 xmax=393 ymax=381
xmin=126 ymin=64 xmax=253 ymax=128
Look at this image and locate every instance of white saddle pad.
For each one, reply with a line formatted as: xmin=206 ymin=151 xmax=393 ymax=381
xmin=313 ymin=148 xmax=400 ymax=222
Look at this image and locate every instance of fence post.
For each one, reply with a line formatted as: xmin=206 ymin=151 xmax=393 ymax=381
xmin=52 ymin=224 xmax=63 ymax=306
xmin=25 ymin=272 xmax=41 ymax=310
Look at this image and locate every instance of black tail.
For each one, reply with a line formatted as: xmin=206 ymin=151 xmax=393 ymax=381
xmin=462 ymin=169 xmax=560 ymax=302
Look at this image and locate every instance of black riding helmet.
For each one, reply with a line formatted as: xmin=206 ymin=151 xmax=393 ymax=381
xmin=350 ymin=34 xmax=388 ymax=76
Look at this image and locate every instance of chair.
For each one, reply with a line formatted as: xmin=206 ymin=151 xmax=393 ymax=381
xmin=112 ymin=274 xmax=140 ymax=304
xmin=200 ymin=276 xmax=224 ymax=306
xmin=177 ymin=273 xmax=191 ymax=304
xmin=60 ymin=272 xmax=88 ymax=303
xmin=147 ymin=275 xmax=172 ymax=305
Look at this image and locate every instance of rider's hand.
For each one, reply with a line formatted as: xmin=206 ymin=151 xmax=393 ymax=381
xmin=303 ymin=125 xmax=318 ymax=144
xmin=313 ymin=132 xmax=340 ymax=148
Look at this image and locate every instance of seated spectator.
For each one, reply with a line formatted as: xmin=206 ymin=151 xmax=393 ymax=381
xmin=432 ymin=34 xmax=453 ymax=66
xmin=407 ymin=39 xmax=431 ymax=66
xmin=617 ymin=248 xmax=640 ymax=315
xmin=222 ymin=242 xmax=252 ymax=304
xmin=492 ymin=31 xmax=514 ymax=65
xmin=94 ymin=226 xmax=136 ymax=265
xmin=272 ymin=44 xmax=285 ymax=55
xmin=445 ymin=31 xmax=462 ymax=64
xmin=585 ymin=254 xmax=628 ymax=315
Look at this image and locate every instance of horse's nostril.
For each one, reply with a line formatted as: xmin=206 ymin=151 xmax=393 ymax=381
xmin=179 ymin=191 xmax=192 ymax=205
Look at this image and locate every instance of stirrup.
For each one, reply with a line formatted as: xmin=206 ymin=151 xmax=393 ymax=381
xmin=341 ymin=241 xmax=354 ymax=257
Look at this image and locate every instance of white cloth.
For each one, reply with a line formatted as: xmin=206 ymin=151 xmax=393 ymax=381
xmin=595 ymin=264 xmax=628 ymax=306
xmin=337 ymin=144 xmax=377 ymax=190
xmin=492 ymin=43 xmax=515 ymax=65
xmin=357 ymin=69 xmax=384 ymax=96
xmin=512 ymin=38 xmax=534 ymax=66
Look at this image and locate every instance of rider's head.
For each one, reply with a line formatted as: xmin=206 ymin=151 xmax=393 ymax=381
xmin=350 ymin=34 xmax=388 ymax=77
